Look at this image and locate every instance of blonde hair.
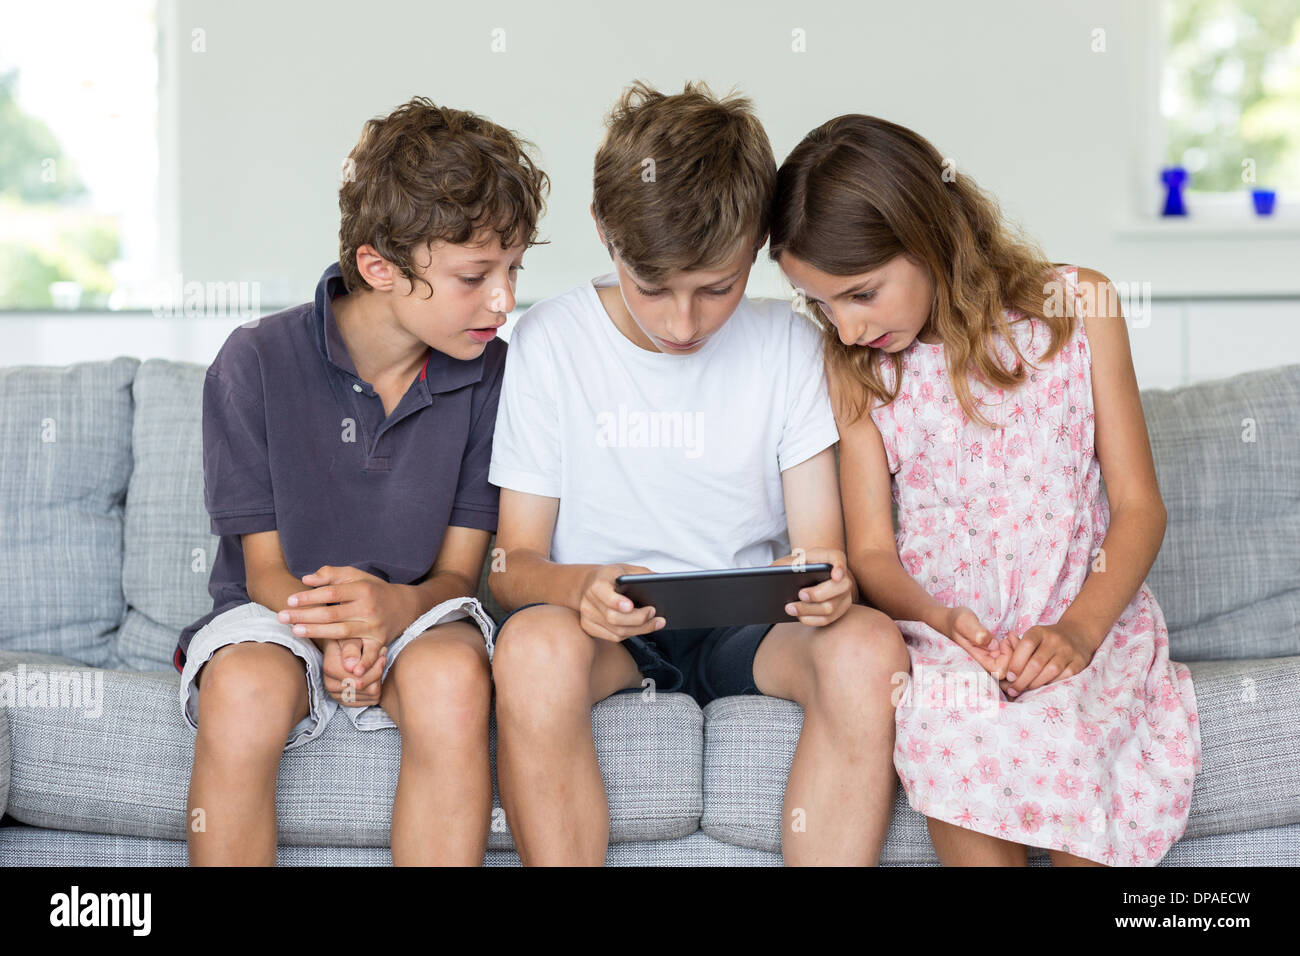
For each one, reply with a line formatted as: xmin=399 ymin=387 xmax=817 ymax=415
xmin=769 ymin=114 xmax=1075 ymax=429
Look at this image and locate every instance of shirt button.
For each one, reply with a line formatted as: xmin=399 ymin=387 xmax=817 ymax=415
xmin=352 ymin=383 xmax=363 ymax=392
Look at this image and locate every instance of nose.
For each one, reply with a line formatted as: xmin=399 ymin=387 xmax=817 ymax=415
xmin=821 ymin=305 xmax=860 ymax=347
xmin=666 ymin=297 xmax=700 ymax=342
xmin=490 ymin=280 xmax=516 ymax=317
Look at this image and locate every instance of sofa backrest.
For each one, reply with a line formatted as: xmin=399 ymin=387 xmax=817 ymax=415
xmin=1140 ymin=363 xmax=1300 ymax=661
xmin=0 ymin=357 xmax=138 ymax=666
xmin=114 ymin=360 xmax=215 ymax=669
xmin=1 ymin=357 xmax=1296 ymax=669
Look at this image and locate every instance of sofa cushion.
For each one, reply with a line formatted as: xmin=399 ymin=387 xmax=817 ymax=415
xmin=1 ymin=660 xmax=703 ymax=847
xmin=5 ymin=819 xmax=1298 ymax=866
xmin=0 ymin=678 xmax=8 ymax=820
xmin=0 ymin=357 xmax=138 ymax=666
xmin=0 ymin=826 xmax=781 ymax=866
xmin=701 ymin=655 xmax=1300 ymax=857
xmin=116 ymin=360 xmax=216 ymax=670
xmin=1140 ymin=364 xmax=1300 ymax=661
xmin=700 ymin=696 xmax=938 ymax=863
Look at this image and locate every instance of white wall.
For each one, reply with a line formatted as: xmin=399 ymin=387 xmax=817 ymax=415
xmin=6 ymin=0 xmax=1299 ymax=385
xmin=6 ymin=295 xmax=1300 ymax=393
xmin=164 ymin=0 xmax=1300 ymax=308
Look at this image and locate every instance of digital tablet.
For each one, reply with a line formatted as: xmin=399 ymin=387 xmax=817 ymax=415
xmin=614 ymin=564 xmax=834 ymax=629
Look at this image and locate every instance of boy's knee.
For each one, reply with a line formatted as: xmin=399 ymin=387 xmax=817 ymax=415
xmin=809 ymin=606 xmax=908 ymax=688
xmin=492 ymin=605 xmax=593 ymax=694
xmin=388 ymin=636 xmax=491 ymax=735
xmin=195 ymin=642 xmax=307 ymax=749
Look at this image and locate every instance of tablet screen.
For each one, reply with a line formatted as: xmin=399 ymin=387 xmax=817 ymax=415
xmin=614 ymin=564 xmax=834 ymax=629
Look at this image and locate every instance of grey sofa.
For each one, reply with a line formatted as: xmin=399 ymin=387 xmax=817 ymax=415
xmin=1 ymin=356 xmax=1297 ymax=866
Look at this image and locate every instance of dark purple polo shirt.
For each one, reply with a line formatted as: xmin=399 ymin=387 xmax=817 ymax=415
xmin=174 ymin=262 xmax=506 ymax=670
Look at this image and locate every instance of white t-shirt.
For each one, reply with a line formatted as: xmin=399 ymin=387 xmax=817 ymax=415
xmin=488 ymin=272 xmax=840 ymax=572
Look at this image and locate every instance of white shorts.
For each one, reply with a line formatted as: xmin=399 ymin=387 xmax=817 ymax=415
xmin=179 ymin=596 xmax=496 ymax=750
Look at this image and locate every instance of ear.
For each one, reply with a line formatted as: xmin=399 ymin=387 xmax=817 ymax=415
xmin=354 ymin=245 xmax=398 ymax=294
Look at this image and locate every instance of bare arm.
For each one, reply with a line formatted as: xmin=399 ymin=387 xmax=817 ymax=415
xmin=410 ymin=524 xmax=494 ymax=610
xmin=242 ymin=529 xmax=307 ymax=614
xmin=243 ymin=528 xmax=339 ymax=657
xmin=488 ymin=487 xmax=606 ymax=613
xmin=1054 ymin=268 xmax=1167 ymax=654
xmin=776 ymin=446 xmax=859 ymax=619
xmin=489 ymin=486 xmax=662 ymax=640
xmin=835 ymin=378 xmax=948 ymax=632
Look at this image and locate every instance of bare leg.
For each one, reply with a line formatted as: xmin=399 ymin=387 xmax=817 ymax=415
xmin=187 ymin=642 xmax=310 ymax=866
xmin=927 ymin=817 xmax=1029 ymax=866
xmin=754 ymin=605 xmax=910 ymax=865
xmin=378 ymin=620 xmax=493 ymax=866
xmin=491 ymin=605 xmax=642 ymax=865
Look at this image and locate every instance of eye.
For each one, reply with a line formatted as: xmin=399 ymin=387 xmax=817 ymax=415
xmin=853 ymin=290 xmax=877 ymax=301
xmin=635 ymin=284 xmax=665 ymax=297
xmin=704 ymin=285 xmax=734 ymax=296
xmin=460 ymin=276 xmax=486 ymax=286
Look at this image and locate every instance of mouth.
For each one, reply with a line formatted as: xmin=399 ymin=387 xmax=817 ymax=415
xmin=656 ymin=336 xmax=704 ymax=352
xmin=865 ymin=332 xmax=891 ymax=348
xmin=466 ymin=322 xmax=504 ymax=343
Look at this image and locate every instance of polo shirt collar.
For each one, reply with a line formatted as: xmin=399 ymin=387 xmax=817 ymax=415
xmin=313 ymin=262 xmax=486 ymax=395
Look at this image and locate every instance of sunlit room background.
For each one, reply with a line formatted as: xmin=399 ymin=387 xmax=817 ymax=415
xmin=1 ymin=0 xmax=1298 ymax=389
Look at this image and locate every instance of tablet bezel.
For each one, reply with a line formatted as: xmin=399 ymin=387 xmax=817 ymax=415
xmin=614 ymin=563 xmax=835 ymax=629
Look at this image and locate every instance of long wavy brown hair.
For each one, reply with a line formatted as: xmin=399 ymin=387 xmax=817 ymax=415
xmin=769 ymin=114 xmax=1075 ymax=430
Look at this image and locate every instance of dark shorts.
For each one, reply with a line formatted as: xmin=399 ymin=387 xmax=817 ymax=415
xmin=493 ymin=602 xmax=775 ymax=708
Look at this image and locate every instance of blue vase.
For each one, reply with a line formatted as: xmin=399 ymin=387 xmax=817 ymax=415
xmin=1251 ymin=189 xmax=1277 ymax=216
xmin=1161 ymin=167 xmax=1189 ymax=216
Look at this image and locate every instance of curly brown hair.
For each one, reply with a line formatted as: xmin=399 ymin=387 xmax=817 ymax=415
xmin=338 ymin=96 xmax=550 ymax=296
xmin=769 ymin=114 xmax=1075 ymax=430
xmin=592 ymin=80 xmax=775 ymax=282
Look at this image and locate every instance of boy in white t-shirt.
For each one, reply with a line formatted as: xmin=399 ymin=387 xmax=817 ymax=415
xmin=488 ymin=81 xmax=909 ymax=865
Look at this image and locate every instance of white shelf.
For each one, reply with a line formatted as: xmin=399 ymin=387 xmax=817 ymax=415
xmin=1114 ymin=216 xmax=1300 ymax=240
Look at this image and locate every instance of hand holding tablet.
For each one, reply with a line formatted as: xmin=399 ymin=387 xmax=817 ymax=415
xmin=578 ymin=562 xmax=665 ymax=642
xmin=615 ymin=563 xmax=836 ymax=630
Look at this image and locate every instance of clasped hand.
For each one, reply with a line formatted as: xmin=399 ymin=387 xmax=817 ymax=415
xmin=276 ymin=565 xmax=418 ymax=707
xmin=943 ymin=606 xmax=1096 ymax=698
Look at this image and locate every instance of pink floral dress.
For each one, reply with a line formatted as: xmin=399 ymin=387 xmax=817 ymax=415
xmin=871 ymin=265 xmax=1201 ymax=866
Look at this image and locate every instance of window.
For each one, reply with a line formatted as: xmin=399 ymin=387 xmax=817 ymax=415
xmin=1162 ymin=0 xmax=1300 ymax=208
xmin=0 ymin=0 xmax=158 ymax=310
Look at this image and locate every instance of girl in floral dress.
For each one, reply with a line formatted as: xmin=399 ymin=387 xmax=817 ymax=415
xmin=769 ymin=114 xmax=1201 ymax=866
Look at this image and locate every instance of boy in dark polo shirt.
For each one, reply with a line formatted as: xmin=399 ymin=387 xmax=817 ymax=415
xmin=176 ymin=97 xmax=548 ymax=866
